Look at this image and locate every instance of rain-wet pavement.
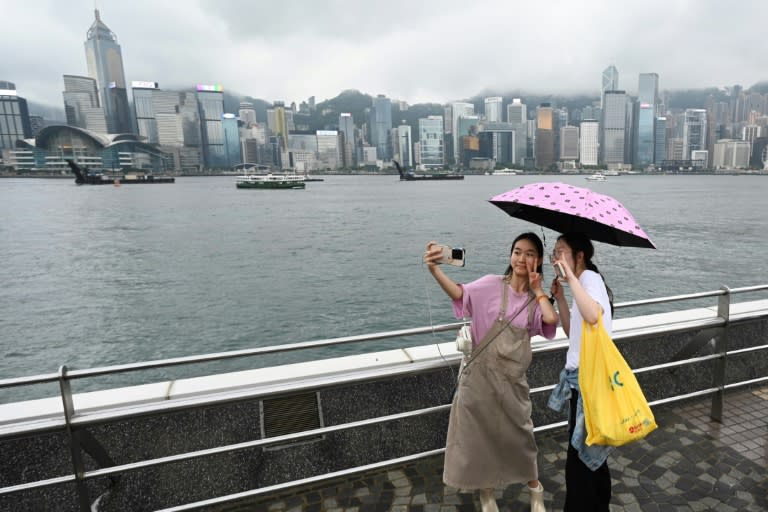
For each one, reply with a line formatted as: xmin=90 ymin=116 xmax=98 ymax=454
xmin=215 ymin=386 xmax=768 ymax=512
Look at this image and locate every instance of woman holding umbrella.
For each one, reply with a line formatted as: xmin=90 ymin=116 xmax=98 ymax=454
xmin=548 ymin=232 xmax=615 ymax=511
xmin=424 ymin=232 xmax=558 ymax=512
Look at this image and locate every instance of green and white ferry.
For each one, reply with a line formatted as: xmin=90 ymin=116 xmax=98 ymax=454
xmin=236 ymin=174 xmax=306 ymax=189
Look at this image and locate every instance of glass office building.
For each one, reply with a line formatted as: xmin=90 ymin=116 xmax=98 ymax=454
xmin=62 ymin=75 xmax=107 ymax=133
xmin=507 ymin=99 xmax=527 ymax=164
xmin=418 ymin=116 xmax=444 ymax=169
xmin=654 ymin=116 xmax=667 ymax=165
xmin=222 ymin=114 xmax=241 ymax=168
xmin=602 ymin=91 xmax=627 ymax=164
xmin=131 ymin=81 xmax=159 ymax=143
xmin=635 ymin=73 xmax=658 ymax=166
xmin=369 ymin=95 xmax=392 ymax=161
xmin=682 ymin=109 xmax=707 ymax=160
xmin=0 ymin=82 xmax=32 ymax=151
xmin=196 ymin=85 xmax=227 ymax=169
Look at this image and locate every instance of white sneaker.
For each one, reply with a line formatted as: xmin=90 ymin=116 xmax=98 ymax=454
xmin=480 ymin=488 xmax=499 ymax=512
xmin=529 ymin=482 xmax=545 ymax=512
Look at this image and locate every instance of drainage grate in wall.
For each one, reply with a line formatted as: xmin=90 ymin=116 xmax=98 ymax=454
xmin=259 ymin=392 xmax=324 ymax=449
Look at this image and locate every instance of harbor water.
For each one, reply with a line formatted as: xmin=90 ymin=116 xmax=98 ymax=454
xmin=1 ymin=174 xmax=766 ymax=401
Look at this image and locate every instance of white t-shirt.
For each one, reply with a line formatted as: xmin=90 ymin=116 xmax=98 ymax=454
xmin=565 ymin=270 xmax=613 ymax=370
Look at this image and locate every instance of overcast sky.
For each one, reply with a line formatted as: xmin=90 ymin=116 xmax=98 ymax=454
xmin=4 ymin=0 xmax=768 ymax=110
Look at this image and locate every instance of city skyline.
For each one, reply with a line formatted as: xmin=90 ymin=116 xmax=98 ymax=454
xmin=5 ymin=0 xmax=768 ymax=110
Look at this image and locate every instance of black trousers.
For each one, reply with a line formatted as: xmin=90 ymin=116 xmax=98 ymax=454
xmin=563 ymin=389 xmax=611 ymax=512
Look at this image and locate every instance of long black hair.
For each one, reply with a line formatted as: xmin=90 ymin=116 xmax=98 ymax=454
xmin=503 ymin=232 xmax=544 ymax=277
xmin=557 ymin=232 xmax=615 ymax=315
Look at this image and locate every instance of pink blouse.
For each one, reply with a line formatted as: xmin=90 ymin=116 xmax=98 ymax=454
xmin=452 ymin=274 xmax=556 ymax=346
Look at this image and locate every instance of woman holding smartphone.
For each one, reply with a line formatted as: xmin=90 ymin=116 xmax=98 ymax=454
xmin=548 ymin=232 xmax=614 ymax=511
xmin=424 ymin=232 xmax=558 ymax=512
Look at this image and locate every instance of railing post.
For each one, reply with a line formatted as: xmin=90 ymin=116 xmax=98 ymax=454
xmin=710 ymin=286 xmax=731 ymax=422
xmin=59 ymin=365 xmax=91 ymax=511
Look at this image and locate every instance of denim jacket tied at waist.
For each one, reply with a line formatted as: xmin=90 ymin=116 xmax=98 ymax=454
xmin=547 ymin=367 xmax=613 ymax=471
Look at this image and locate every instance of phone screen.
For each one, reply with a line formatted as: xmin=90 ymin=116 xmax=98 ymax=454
xmin=451 ymin=248 xmax=465 ymax=260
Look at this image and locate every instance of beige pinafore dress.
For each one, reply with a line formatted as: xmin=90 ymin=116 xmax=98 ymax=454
xmin=443 ymin=280 xmax=538 ymax=490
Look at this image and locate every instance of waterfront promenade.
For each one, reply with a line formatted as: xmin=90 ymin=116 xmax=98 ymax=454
xmin=212 ymin=386 xmax=767 ymax=512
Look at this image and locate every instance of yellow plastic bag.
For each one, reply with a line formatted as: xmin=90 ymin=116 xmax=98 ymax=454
xmin=578 ymin=314 xmax=657 ymax=446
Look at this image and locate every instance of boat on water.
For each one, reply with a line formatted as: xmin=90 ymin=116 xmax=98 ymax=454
xmin=490 ymin=168 xmax=517 ymax=176
xmin=394 ymin=161 xmax=464 ymax=181
xmin=236 ymin=174 xmax=306 ymax=189
xmin=66 ymin=160 xmax=175 ymax=185
xmin=585 ymin=172 xmax=607 ymax=182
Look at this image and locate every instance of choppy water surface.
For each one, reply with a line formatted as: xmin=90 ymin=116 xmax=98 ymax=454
xmin=1 ymin=175 xmax=766 ymax=400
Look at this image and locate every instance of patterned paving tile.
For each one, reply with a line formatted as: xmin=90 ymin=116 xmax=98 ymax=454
xmin=211 ymin=386 xmax=768 ymax=512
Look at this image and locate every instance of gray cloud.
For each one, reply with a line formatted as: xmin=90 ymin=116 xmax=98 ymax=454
xmin=4 ymin=0 xmax=768 ymax=112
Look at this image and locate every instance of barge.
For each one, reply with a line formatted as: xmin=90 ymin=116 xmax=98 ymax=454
xmin=67 ymin=160 xmax=175 ymax=185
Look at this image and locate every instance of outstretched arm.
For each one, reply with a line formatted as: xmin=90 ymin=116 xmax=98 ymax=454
xmin=424 ymin=241 xmax=463 ymax=300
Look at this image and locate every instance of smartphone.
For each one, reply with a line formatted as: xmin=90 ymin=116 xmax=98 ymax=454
xmin=553 ymin=262 xmax=566 ymax=280
xmin=436 ymin=245 xmax=465 ymax=267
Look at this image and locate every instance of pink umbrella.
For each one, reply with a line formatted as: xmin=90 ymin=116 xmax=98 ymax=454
xmin=489 ymin=182 xmax=656 ymax=249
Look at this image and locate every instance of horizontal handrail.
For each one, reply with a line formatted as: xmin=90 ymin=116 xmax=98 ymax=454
xmin=0 ymin=322 xmax=465 ymax=390
xmin=614 ymin=284 xmax=768 ymax=309
xmin=2 ymin=284 xmax=766 ymax=391
xmin=1 ymin=284 xmax=767 ymax=510
xmin=3 ymin=342 xmax=766 ymax=497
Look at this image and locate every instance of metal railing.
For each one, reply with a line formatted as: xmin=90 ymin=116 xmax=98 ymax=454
xmin=1 ymin=284 xmax=767 ymax=511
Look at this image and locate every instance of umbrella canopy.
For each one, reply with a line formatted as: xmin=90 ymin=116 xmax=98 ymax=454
xmin=489 ymin=182 xmax=656 ymax=249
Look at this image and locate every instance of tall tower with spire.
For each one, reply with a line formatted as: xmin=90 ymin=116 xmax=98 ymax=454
xmin=601 ymin=65 xmax=619 ymax=108
xmin=84 ymin=9 xmax=132 ymax=133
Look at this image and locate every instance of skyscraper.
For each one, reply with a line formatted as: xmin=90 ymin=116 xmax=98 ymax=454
xmin=601 ymin=65 xmax=619 ymax=108
xmin=601 ymin=91 xmax=627 ymax=164
xmin=222 ymin=113 xmax=241 ymax=168
xmin=635 ymin=73 xmax=659 ymax=167
xmin=196 ymin=84 xmax=227 ymax=169
xmin=338 ymin=113 xmax=356 ymax=168
xmin=560 ymin=125 xmax=579 ymax=161
xmin=131 ymin=81 xmax=160 ymax=143
xmin=484 ymin=97 xmax=503 ymax=122
xmin=535 ymin=104 xmax=555 ymax=169
xmin=451 ymin=102 xmax=475 ymax=161
xmin=238 ymin=103 xmax=257 ymax=125
xmin=394 ymin=124 xmax=413 ymax=167
xmin=654 ymin=117 xmax=667 ymax=165
xmin=507 ymin=99 xmax=528 ymax=164
xmin=316 ymin=130 xmax=340 ymax=169
xmin=682 ymin=109 xmax=707 ymax=160
xmin=418 ymin=116 xmax=444 ymax=169
xmin=0 ymin=81 xmax=32 ymax=152
xmin=369 ymin=95 xmax=392 ymax=161
xmin=84 ymin=9 xmax=132 ymax=133
xmin=579 ymin=120 xmax=599 ymax=166
xmin=62 ymin=75 xmax=107 ymax=133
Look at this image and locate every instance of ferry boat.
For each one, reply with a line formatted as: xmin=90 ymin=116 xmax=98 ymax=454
xmin=585 ymin=172 xmax=607 ymax=181
xmin=236 ymin=174 xmax=306 ymax=189
xmin=490 ymin=168 xmax=517 ymax=176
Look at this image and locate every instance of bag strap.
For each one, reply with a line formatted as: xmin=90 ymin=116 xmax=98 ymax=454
xmin=463 ymin=278 xmax=534 ymax=369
